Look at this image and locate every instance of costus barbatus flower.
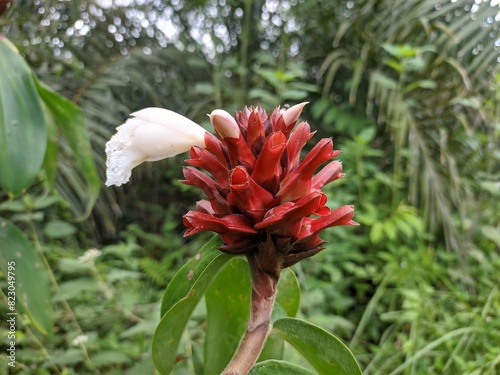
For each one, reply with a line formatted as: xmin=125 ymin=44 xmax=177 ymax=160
xmin=105 ymin=103 xmax=357 ymax=267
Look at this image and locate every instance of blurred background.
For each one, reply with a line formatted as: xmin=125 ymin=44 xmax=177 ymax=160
xmin=0 ymin=0 xmax=499 ymax=374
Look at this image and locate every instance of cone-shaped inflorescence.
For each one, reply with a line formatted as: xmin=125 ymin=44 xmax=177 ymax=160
xmin=182 ymin=103 xmax=357 ymax=267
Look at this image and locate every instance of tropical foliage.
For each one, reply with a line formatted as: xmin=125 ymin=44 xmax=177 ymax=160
xmin=1 ymin=0 xmax=499 ymax=374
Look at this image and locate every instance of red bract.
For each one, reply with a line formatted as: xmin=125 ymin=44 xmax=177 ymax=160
xmin=182 ymin=103 xmax=357 ymax=267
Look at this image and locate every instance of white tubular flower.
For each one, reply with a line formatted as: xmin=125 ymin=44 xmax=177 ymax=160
xmin=105 ymin=108 xmax=207 ymax=186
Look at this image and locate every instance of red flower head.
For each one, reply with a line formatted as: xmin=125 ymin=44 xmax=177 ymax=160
xmin=182 ymin=103 xmax=357 ymax=268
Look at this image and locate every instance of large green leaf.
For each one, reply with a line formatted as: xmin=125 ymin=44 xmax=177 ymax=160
xmin=250 ymin=359 xmax=316 ymax=374
xmin=0 ymin=36 xmax=46 ymax=194
xmin=204 ymin=257 xmax=252 ymax=375
xmin=273 ymin=318 xmax=362 ymax=375
xmin=34 ymin=79 xmax=100 ymax=217
xmin=275 ymin=267 xmax=300 ymax=318
xmin=0 ymin=217 xmax=53 ymax=335
xmin=153 ymin=236 xmax=232 ymax=374
xmin=159 ymin=236 xmax=226 ymax=316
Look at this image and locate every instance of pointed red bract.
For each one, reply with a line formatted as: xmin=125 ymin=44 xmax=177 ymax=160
xmin=252 ymin=131 xmax=286 ymax=185
xmin=278 ymin=138 xmax=341 ymax=202
xmin=182 ymin=104 xmax=357 ymax=264
xmin=246 ymin=110 xmax=265 ymax=149
xmin=287 ymin=122 xmax=315 ymax=169
xmin=227 ymin=166 xmax=275 ymax=221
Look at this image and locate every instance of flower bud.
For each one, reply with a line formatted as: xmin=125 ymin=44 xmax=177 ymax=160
xmin=282 ymin=102 xmax=309 ymax=128
xmin=210 ymin=109 xmax=240 ymax=139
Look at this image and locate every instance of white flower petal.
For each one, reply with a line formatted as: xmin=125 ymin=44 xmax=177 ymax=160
xmin=132 ymin=108 xmax=207 ymax=141
xmin=105 ymin=108 xmax=207 ymax=187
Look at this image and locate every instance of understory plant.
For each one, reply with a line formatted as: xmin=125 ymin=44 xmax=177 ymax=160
xmin=105 ymin=103 xmax=362 ymax=374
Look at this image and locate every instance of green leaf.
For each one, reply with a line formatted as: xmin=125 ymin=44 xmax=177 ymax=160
xmin=273 ymin=318 xmax=362 ymax=375
xmin=204 ymin=257 xmax=251 ymax=374
xmin=405 ymin=79 xmax=437 ymax=92
xmin=482 ymin=226 xmax=500 ymax=247
xmin=289 ymin=82 xmax=320 ymax=93
xmin=257 ymin=69 xmax=284 ymax=87
xmin=275 ymin=267 xmax=300 ymax=318
xmin=248 ymin=88 xmax=279 ymax=107
xmin=159 ymin=236 xmax=226 ymax=316
xmin=311 ymin=99 xmax=331 ymax=120
xmin=53 ymin=278 xmax=101 ymax=302
xmin=32 ymin=195 xmax=60 ymax=210
xmin=101 ymin=243 xmax=140 ymax=260
xmin=90 ymin=351 xmax=131 ymax=366
xmin=281 ymin=89 xmax=309 ymax=101
xmin=250 ymin=359 xmax=316 ymax=375
xmin=0 ymin=217 xmax=53 ymax=335
xmin=153 ymin=236 xmax=232 ymax=374
xmin=370 ymin=221 xmax=384 ymax=244
xmin=44 ymin=220 xmax=77 ymax=239
xmin=34 ymin=79 xmax=101 ymax=218
xmin=0 ymin=36 xmax=47 ymax=194
xmin=42 ymin=349 xmax=85 ymax=367
xmin=382 ymin=220 xmax=397 ymax=241
xmin=0 ymin=200 xmax=26 ymax=212
xmin=106 ymin=269 xmax=142 ymax=282
xmin=194 ymin=82 xmax=215 ymax=95
xmin=120 ymin=320 xmax=158 ymax=339
xmin=381 ymin=43 xmax=417 ymax=58
xmin=356 ymin=127 xmax=376 ymax=144
xmin=58 ymin=258 xmax=93 ymax=274
xmin=370 ymin=71 xmax=398 ymax=90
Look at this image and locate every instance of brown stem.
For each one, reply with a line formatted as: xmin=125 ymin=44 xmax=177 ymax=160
xmin=222 ymin=239 xmax=283 ymax=375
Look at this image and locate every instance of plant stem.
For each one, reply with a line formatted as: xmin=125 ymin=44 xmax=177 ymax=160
xmin=222 ymin=240 xmax=283 ymax=375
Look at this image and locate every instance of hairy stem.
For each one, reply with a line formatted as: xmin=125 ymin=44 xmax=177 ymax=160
xmin=222 ymin=240 xmax=282 ymax=375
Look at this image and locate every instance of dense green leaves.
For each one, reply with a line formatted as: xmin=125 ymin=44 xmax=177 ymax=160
xmin=273 ymin=318 xmax=362 ymax=375
xmin=0 ymin=37 xmax=46 ymax=194
xmin=0 ymin=217 xmax=53 ymax=335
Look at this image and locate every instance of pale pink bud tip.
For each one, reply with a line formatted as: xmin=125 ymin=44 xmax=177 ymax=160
xmin=283 ymin=102 xmax=309 ymax=127
xmin=210 ymin=109 xmax=240 ymax=139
